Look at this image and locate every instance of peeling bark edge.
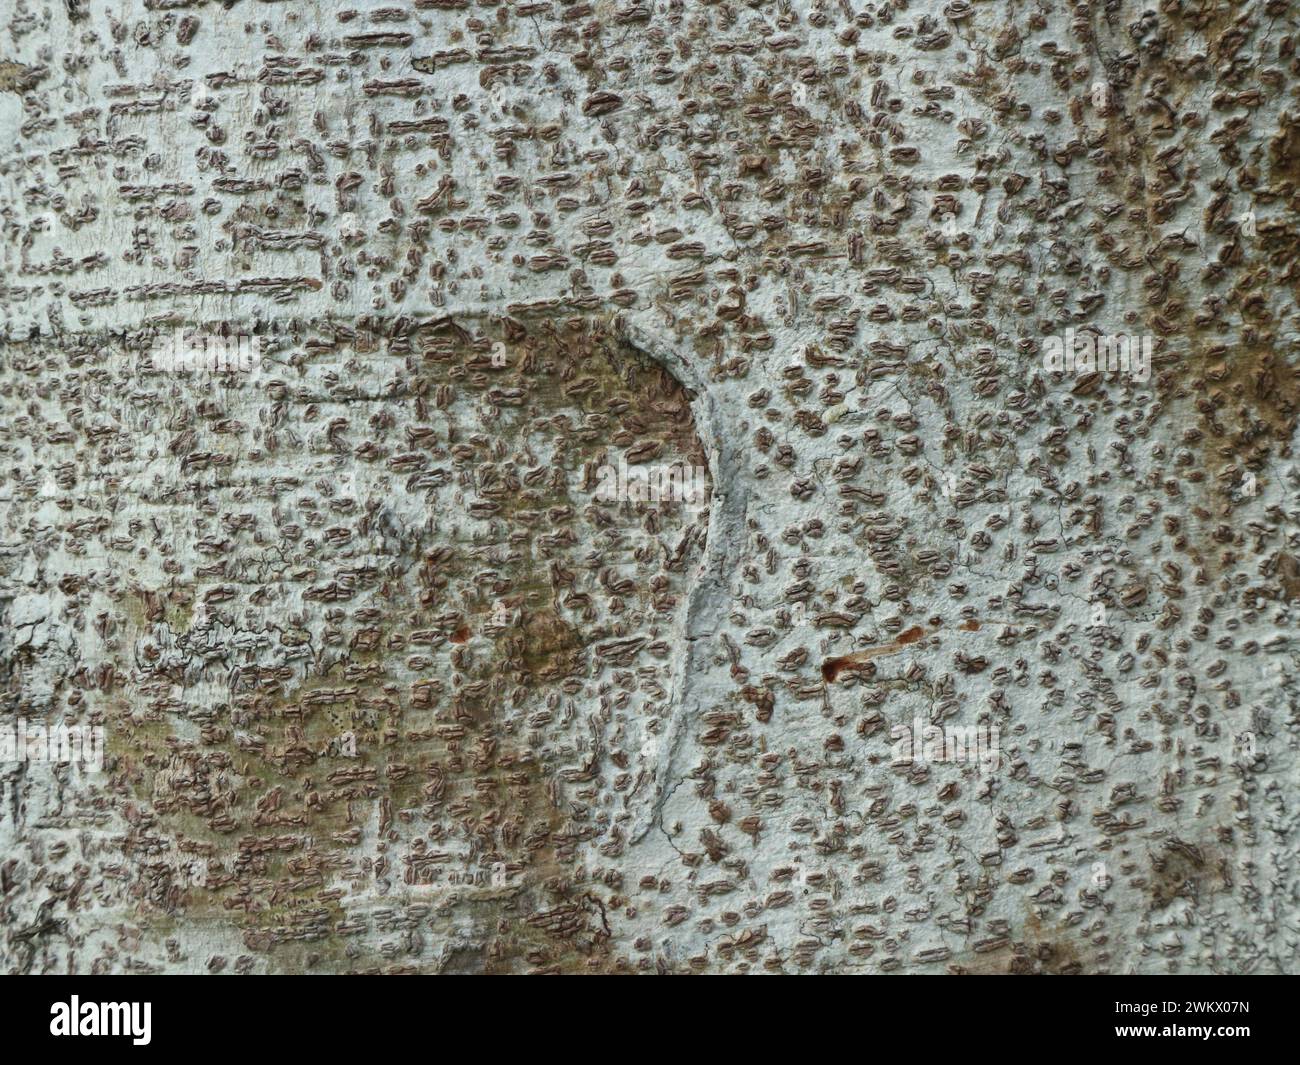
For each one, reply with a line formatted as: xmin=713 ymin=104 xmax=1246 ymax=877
xmin=618 ymin=321 xmax=750 ymax=845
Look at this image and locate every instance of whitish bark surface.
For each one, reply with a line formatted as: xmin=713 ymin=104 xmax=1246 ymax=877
xmin=1 ymin=0 xmax=1298 ymax=974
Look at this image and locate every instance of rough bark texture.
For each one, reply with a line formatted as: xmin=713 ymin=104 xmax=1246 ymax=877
xmin=1 ymin=0 xmax=1298 ymax=974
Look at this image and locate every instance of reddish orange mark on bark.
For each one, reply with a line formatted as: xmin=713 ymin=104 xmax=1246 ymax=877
xmin=821 ymin=625 xmax=926 ymax=682
xmin=821 ymin=621 xmax=987 ymax=683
